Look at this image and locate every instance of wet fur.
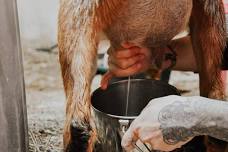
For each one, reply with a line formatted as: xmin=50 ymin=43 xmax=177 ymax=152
xmin=58 ymin=0 xmax=227 ymax=151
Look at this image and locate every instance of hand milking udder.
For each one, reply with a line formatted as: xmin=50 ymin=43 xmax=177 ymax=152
xmin=100 ymin=41 xmax=177 ymax=90
xmin=59 ymin=0 xmax=226 ymax=151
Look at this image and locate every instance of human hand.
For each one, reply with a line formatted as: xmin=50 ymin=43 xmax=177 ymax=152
xmin=100 ymin=42 xmax=176 ymax=90
xmin=121 ymin=95 xmax=196 ymax=152
xmin=107 ymin=42 xmax=152 ymax=77
xmin=100 ymin=42 xmax=152 ymax=90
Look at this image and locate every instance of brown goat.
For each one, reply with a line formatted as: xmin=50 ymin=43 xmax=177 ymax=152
xmin=58 ymin=0 xmax=227 ymax=151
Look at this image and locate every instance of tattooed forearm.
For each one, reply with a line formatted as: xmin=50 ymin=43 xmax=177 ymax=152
xmin=158 ymin=96 xmax=228 ymax=145
xmin=158 ymin=99 xmax=196 ymax=145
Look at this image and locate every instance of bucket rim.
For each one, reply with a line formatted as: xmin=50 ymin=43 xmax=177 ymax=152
xmin=93 ymin=78 xmax=179 ymax=94
xmin=92 ymin=106 xmax=137 ymax=119
xmin=91 ymin=78 xmax=180 ymax=119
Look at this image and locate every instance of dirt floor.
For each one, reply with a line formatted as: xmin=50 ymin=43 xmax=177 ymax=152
xmin=24 ymin=47 xmax=65 ymax=152
xmin=23 ymin=47 xmax=228 ymax=152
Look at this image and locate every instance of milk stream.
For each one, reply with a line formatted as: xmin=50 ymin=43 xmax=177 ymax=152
xmin=125 ymin=76 xmax=131 ymax=116
xmin=124 ymin=77 xmax=152 ymax=152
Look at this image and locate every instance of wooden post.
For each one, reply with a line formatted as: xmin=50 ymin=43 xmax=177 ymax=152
xmin=0 ymin=0 xmax=28 ymax=151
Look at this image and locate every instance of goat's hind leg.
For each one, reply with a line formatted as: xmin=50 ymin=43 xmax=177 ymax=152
xmin=190 ymin=0 xmax=227 ymax=151
xmin=58 ymin=0 xmax=100 ymax=151
xmin=191 ymin=0 xmax=226 ymax=99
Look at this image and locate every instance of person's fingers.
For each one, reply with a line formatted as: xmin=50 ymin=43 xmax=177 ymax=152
xmin=107 ymin=44 xmax=140 ymax=58
xmin=149 ymin=134 xmax=170 ymax=151
xmin=121 ymin=127 xmax=138 ymax=151
xmin=121 ymin=42 xmax=136 ymax=49
xmin=137 ymin=123 xmax=160 ymax=142
xmin=109 ymin=54 xmax=144 ymax=70
xmin=139 ymin=124 xmax=160 ymax=138
xmin=114 ymin=47 xmax=141 ymax=59
xmin=109 ymin=62 xmax=142 ymax=77
xmin=100 ymin=72 xmax=113 ymax=90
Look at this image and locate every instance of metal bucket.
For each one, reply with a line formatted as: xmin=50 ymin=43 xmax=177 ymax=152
xmin=91 ymin=79 xmax=180 ymax=152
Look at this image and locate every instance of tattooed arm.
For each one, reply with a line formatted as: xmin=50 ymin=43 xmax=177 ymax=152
xmin=121 ymin=95 xmax=228 ymax=152
xmin=159 ymin=96 xmax=228 ymax=144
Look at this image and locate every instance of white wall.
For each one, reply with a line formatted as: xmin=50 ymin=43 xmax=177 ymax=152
xmin=17 ymin=0 xmax=59 ymax=49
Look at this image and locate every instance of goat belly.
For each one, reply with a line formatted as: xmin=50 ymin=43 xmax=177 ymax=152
xmin=104 ymin=0 xmax=192 ymax=49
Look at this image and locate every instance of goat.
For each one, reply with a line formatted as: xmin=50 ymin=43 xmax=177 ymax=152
xmin=58 ymin=0 xmax=227 ymax=151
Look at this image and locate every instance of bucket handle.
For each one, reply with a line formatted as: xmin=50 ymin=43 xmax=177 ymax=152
xmin=119 ymin=119 xmax=130 ymax=135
